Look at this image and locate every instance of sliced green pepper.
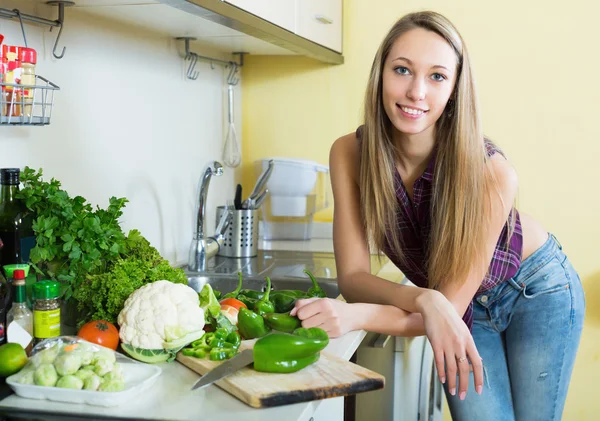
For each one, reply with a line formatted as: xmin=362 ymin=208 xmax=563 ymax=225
xmin=305 ymin=269 xmax=327 ymax=298
xmin=182 ymin=348 xmax=207 ymax=358
xmin=209 ymin=348 xmax=237 ymax=361
xmin=263 ymin=312 xmax=302 ymax=333
xmin=213 ymin=328 xmax=229 ymax=340
xmin=191 ymin=333 xmax=212 ymax=349
xmin=254 ymin=277 xmax=275 ymax=316
xmin=238 ymin=307 xmax=271 ymax=339
xmin=226 ymin=331 xmax=241 ymax=350
xmin=253 ymin=327 xmax=330 ymax=373
xmin=222 ymin=272 xmax=244 ymax=300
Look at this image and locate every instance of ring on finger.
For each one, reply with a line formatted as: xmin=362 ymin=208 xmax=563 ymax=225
xmin=457 ymin=356 xmax=468 ymax=363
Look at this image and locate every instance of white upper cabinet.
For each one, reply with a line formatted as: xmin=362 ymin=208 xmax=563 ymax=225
xmin=222 ymin=0 xmax=343 ymax=54
xmin=223 ymin=0 xmax=296 ymax=33
xmin=295 ymin=0 xmax=342 ymax=53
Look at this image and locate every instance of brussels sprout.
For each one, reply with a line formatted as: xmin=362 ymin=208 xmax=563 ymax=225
xmin=34 ymin=363 xmax=58 ymax=387
xmin=99 ymin=378 xmax=125 ymax=392
xmin=83 ymin=374 xmax=103 ymax=391
xmin=93 ymin=358 xmax=114 ymax=377
xmin=74 ymin=368 xmax=96 ymax=381
xmin=92 ymin=348 xmax=116 ymax=365
xmin=82 ymin=364 xmax=95 ymax=371
xmin=16 ymin=370 xmax=35 ymax=385
xmin=74 ymin=350 xmax=94 ymax=365
xmin=56 ymin=375 xmax=84 ymax=390
xmin=54 ymin=353 xmax=82 ymax=376
xmin=103 ymin=364 xmax=124 ymax=382
xmin=30 ymin=344 xmax=60 ymax=367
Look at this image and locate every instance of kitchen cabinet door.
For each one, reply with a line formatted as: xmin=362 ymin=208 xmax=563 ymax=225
xmin=223 ymin=0 xmax=296 ymax=32
xmin=295 ymin=0 xmax=342 ymax=53
xmin=354 ymin=332 xmax=395 ymax=421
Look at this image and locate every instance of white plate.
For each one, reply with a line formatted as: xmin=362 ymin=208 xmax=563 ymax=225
xmin=6 ymin=353 xmax=162 ymax=407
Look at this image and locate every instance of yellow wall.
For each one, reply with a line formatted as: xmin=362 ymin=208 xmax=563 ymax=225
xmin=241 ymin=0 xmax=600 ymax=419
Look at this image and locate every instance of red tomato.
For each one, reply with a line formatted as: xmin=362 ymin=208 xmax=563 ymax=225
xmin=77 ymin=320 xmax=120 ymax=351
xmin=220 ymin=304 xmax=239 ymax=325
xmin=219 ymin=298 xmax=247 ymax=311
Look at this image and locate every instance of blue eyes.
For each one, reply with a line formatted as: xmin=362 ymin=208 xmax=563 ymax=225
xmin=394 ymin=66 xmax=410 ymax=75
xmin=393 ymin=66 xmax=447 ymax=81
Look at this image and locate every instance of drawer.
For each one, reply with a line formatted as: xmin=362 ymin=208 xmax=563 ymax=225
xmin=223 ymin=0 xmax=296 ymax=32
xmin=295 ymin=0 xmax=342 ymax=53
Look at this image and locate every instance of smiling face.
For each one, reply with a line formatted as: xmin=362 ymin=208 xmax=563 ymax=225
xmin=382 ymin=27 xmax=458 ymax=139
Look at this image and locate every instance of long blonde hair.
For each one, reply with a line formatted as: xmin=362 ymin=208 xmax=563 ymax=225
xmin=360 ymin=11 xmax=506 ymax=290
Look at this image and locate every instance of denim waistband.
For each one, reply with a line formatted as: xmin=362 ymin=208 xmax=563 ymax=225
xmin=511 ymin=232 xmax=562 ymax=282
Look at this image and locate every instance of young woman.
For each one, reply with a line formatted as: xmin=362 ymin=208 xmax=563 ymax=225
xmin=290 ymin=11 xmax=585 ymax=421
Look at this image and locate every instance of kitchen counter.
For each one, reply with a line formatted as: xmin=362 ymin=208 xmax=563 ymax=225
xmin=0 ymin=329 xmax=367 ymax=421
xmin=0 ymin=237 xmax=392 ymax=421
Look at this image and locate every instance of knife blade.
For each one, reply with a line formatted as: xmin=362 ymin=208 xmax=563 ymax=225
xmin=191 ymin=349 xmax=254 ymax=390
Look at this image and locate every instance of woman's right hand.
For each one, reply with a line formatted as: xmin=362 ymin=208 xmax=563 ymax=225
xmin=417 ymin=290 xmax=484 ymax=400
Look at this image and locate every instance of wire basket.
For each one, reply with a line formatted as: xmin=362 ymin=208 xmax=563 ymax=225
xmin=0 ymin=75 xmax=60 ymax=126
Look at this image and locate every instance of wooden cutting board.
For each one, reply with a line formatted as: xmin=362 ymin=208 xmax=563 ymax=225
xmin=176 ymin=342 xmax=385 ymax=408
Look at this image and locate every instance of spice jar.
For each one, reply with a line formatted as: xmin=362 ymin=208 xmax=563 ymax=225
xmin=32 ymin=280 xmax=61 ymax=344
xmin=3 ymin=61 xmax=22 ymax=118
xmin=19 ymin=48 xmax=36 ymax=118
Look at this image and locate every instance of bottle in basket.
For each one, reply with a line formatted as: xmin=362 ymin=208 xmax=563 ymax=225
xmin=19 ymin=48 xmax=36 ymax=118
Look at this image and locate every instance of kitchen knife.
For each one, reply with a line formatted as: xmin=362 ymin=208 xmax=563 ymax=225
xmin=191 ymin=349 xmax=254 ymax=391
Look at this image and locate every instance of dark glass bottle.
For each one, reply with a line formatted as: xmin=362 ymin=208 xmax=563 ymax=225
xmin=0 ymin=168 xmax=35 ymax=275
xmin=0 ymin=271 xmax=7 ymax=344
xmin=0 ymin=168 xmax=35 ymax=344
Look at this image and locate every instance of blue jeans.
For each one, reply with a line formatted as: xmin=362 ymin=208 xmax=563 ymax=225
xmin=445 ymin=233 xmax=586 ymax=421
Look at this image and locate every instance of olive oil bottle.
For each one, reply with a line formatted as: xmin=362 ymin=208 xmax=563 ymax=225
xmin=0 ymin=168 xmax=35 ymax=345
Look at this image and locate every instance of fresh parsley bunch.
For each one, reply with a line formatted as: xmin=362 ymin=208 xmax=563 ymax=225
xmin=18 ymin=167 xmax=187 ymax=326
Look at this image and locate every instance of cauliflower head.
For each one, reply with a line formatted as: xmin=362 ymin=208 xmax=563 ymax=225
xmin=117 ymin=280 xmax=205 ymax=349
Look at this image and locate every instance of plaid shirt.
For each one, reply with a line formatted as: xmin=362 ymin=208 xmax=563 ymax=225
xmin=357 ymin=127 xmax=523 ymax=330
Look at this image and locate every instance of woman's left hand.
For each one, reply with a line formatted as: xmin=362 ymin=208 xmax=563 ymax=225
xmin=290 ymin=298 xmax=359 ymax=338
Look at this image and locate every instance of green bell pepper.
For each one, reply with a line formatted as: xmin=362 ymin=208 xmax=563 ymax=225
xmin=293 ymin=327 xmax=330 ymax=341
xmin=253 ymin=327 xmax=330 ymax=373
xmin=238 ymin=307 xmax=271 ymax=339
xmin=238 ymin=289 xmax=265 ymax=300
xmin=263 ymin=312 xmax=302 ymax=333
xmin=305 ymin=269 xmax=327 ymax=298
xmin=254 ymin=277 xmax=275 ymax=316
xmin=236 ymin=294 xmax=258 ymax=310
xmin=222 ymin=272 xmax=244 ymax=300
xmin=270 ymin=290 xmax=308 ymax=313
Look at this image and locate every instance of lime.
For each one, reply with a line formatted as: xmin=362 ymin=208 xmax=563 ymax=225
xmin=0 ymin=343 xmax=28 ymax=377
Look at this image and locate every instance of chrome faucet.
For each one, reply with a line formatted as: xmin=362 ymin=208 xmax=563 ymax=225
xmin=188 ymin=161 xmax=231 ymax=272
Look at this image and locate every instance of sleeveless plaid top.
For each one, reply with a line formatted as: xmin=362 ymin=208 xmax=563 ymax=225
xmin=356 ymin=126 xmax=523 ymax=330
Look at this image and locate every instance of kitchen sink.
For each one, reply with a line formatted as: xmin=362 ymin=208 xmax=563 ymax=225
xmin=186 ymin=273 xmax=341 ymax=299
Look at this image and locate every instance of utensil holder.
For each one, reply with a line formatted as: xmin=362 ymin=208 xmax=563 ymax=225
xmin=216 ymin=206 xmax=258 ymax=258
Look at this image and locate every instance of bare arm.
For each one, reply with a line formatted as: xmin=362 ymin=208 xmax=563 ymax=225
xmin=329 ymin=133 xmax=430 ymax=315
